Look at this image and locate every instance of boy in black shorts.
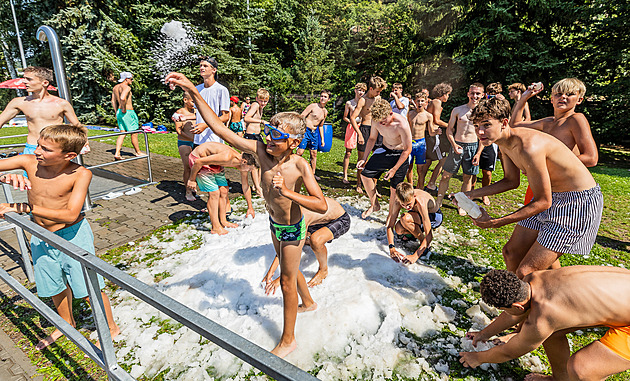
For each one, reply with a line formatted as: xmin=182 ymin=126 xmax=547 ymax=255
xmin=357 ymin=99 xmax=412 ymax=220
xmin=477 ymin=82 xmax=503 ymax=205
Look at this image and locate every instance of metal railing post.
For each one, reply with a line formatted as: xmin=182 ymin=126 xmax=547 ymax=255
xmin=143 ymin=131 xmax=153 ymax=183
xmin=1 ymin=183 xmax=34 ymax=282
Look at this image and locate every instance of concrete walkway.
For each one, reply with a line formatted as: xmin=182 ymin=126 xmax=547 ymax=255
xmin=0 ymin=139 xmax=247 ymax=379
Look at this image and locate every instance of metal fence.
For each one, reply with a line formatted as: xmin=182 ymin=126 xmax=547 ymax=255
xmin=0 ymin=212 xmax=319 ymax=381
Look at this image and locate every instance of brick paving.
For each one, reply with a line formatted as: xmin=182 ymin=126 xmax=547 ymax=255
xmin=0 ymin=139 xmax=247 ymax=379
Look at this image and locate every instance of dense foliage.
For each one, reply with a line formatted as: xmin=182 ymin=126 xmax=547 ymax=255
xmin=0 ymin=0 xmax=628 ymax=143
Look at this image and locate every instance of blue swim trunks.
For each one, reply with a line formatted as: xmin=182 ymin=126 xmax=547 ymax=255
xmin=196 ymin=171 xmax=228 ymax=193
xmin=116 ymin=109 xmax=140 ymax=132
xmin=177 ymin=140 xmax=194 ymax=148
xmin=269 ymin=215 xmax=306 ymax=242
xmin=410 ymin=138 xmax=427 ymax=165
xmin=298 ymin=128 xmax=320 ymax=151
xmin=30 ymin=218 xmax=105 ymax=298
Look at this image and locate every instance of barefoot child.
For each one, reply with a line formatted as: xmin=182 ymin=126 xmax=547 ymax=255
xmin=112 ymin=71 xmax=144 ymax=159
xmin=188 ymin=142 xmax=257 ymax=232
xmin=423 ymin=83 xmax=452 ymax=193
xmin=243 ymin=88 xmax=270 ymax=195
xmin=172 ymin=92 xmax=197 ymax=201
xmin=357 ymin=98 xmax=412 ymax=220
xmin=387 ymin=182 xmax=442 ymax=264
xmin=405 ymin=92 xmax=434 ymax=187
xmin=342 ymin=83 xmax=366 ymax=185
xmin=228 ymin=96 xmax=244 ymax=136
xmin=262 ymin=197 xmax=350 ymax=290
xmin=0 ymin=124 xmax=119 ymax=350
xmin=166 ymin=72 xmax=327 ymax=358
xmin=462 ymin=97 xmax=602 ymax=279
xmin=296 ymin=90 xmax=330 ymax=180
xmin=460 ymin=267 xmax=630 ymax=380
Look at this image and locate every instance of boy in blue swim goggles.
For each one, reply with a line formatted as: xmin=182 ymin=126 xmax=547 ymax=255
xmin=264 ymin=123 xmax=303 ymax=140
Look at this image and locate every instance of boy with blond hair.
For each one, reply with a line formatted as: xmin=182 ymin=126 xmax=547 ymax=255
xmin=507 ymin=82 xmax=530 ymax=121
xmin=406 ymin=92 xmax=435 ymax=187
xmin=342 ymin=82 xmax=367 ymax=185
xmin=350 ymin=76 xmax=387 ymax=193
xmin=357 ymin=98 xmax=412 ymax=220
xmin=0 ymin=124 xmax=119 ymax=350
xmin=296 ymin=90 xmax=330 ymax=180
xmin=172 ymin=92 xmax=197 ymax=201
xmin=423 ymin=83 xmax=452 ymax=192
xmin=0 ymin=66 xmax=81 ymax=155
xmin=243 ymin=88 xmax=271 ymax=195
xmin=166 ymin=72 xmax=327 ymax=358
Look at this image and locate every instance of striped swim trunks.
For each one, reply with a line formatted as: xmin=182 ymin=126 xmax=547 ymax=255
xmin=517 ymin=185 xmax=602 ymax=256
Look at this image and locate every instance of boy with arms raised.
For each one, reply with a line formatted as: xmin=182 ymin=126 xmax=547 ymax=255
xmin=435 ymin=83 xmax=485 ymax=215
xmin=390 ymin=83 xmax=410 ymax=117
xmin=166 ymin=72 xmax=327 ymax=358
xmin=406 ymin=92 xmax=434 ymax=187
xmin=342 ymin=83 xmax=366 ymax=185
xmin=507 ymin=82 xmax=530 ymax=122
xmin=422 ymin=83 xmax=452 ymax=192
xmin=172 ymin=92 xmax=197 ymax=201
xmin=296 ymin=90 xmax=330 ymax=180
xmin=387 ymin=182 xmax=442 ymax=265
xmin=0 ymin=124 xmax=119 ymax=350
xmin=0 ymin=66 xmax=81 ymax=155
xmin=460 ymin=267 xmax=630 ymax=380
xmin=187 ymin=142 xmax=257 ymax=234
xmin=357 ymin=99 xmax=412 ymax=220
xmin=461 ymin=97 xmax=602 ymax=279
xmin=512 ymin=78 xmax=598 ymax=205
xmin=350 ymin=76 xmax=388 ymax=193
xmin=262 ymin=196 xmax=350 ymax=290
xmin=243 ymin=88 xmax=270 ymax=195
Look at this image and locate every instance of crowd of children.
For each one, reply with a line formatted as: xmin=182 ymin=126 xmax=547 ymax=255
xmin=0 ymin=61 xmax=628 ymax=380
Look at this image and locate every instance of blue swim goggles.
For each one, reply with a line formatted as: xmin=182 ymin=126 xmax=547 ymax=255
xmin=264 ymin=123 xmax=302 ymax=140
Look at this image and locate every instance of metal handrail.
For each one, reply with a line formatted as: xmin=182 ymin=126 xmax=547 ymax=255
xmin=1 ymin=212 xmax=318 ymax=381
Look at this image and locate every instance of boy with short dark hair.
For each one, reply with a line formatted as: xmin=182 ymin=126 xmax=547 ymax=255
xmin=0 ymin=124 xmax=119 ymax=350
xmin=478 ymin=82 xmax=503 ymax=206
xmin=243 ymin=88 xmax=271 ymax=196
xmin=423 ymin=83 xmax=452 ymax=193
xmin=166 ymin=72 xmax=327 ymax=358
xmin=406 ymin=92 xmax=434 ymax=188
xmin=507 ymin=83 xmax=530 ymax=122
xmin=172 ymin=92 xmax=197 ymax=201
xmin=342 ymin=83 xmax=367 ymax=185
xmin=390 ymin=83 xmax=410 ymax=117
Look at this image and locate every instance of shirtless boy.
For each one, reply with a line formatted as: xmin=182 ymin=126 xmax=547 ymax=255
xmin=228 ymin=96 xmax=244 ymax=136
xmin=390 ymin=83 xmax=410 ymax=117
xmin=166 ymin=72 xmax=327 ymax=358
xmin=357 ymin=98 xmax=412 ymax=220
xmin=511 ymin=78 xmax=598 ymax=205
xmin=0 ymin=66 xmax=81 ymax=155
xmin=477 ymin=82 xmax=503 ymax=206
xmin=435 ymin=83 xmax=484 ymax=215
xmin=243 ymin=88 xmax=270 ymax=195
xmin=406 ymin=92 xmax=434 ymax=187
xmin=342 ymin=83 xmax=366 ymax=185
xmin=297 ymin=90 xmax=330 ymax=180
xmin=187 ymin=142 xmax=257 ymax=234
xmin=423 ymin=83 xmax=452 ymax=193
xmin=387 ymin=182 xmax=442 ymax=265
xmin=507 ymin=83 xmax=531 ymax=122
xmin=172 ymin=92 xmax=197 ymax=201
xmin=460 ymin=267 xmax=630 ymax=380
xmin=111 ymin=71 xmax=144 ymax=160
xmin=262 ymin=197 xmax=350 ymax=290
xmin=462 ymin=97 xmax=602 ymax=279
xmin=0 ymin=124 xmax=119 ymax=350
xmin=350 ymin=76 xmax=387 ymax=193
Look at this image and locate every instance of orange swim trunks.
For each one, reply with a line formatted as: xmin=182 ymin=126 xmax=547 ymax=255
xmin=600 ymin=326 xmax=630 ymax=361
xmin=344 ymin=124 xmax=357 ymax=149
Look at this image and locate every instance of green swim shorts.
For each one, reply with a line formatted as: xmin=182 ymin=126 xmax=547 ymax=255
xmin=196 ymin=171 xmax=228 ymax=193
xmin=30 ymin=218 xmax=105 ymax=298
xmin=116 ymin=109 xmax=140 ymax=132
xmin=269 ymin=215 xmax=306 ymax=242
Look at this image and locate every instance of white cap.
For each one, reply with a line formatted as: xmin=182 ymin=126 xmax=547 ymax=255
xmin=118 ymin=72 xmax=133 ymax=82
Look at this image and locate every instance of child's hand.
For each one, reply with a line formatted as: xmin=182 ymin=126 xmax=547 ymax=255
xmin=0 ymin=203 xmax=18 ymax=218
xmin=470 ymin=208 xmax=494 ymax=228
xmin=389 ymin=246 xmax=404 ymax=262
xmin=191 ymin=123 xmax=207 ymax=134
xmin=164 ymin=72 xmax=196 ymax=91
xmin=0 ymin=173 xmax=31 ymax=191
xmin=356 ymin=160 xmax=366 ymax=170
xmin=186 ymin=180 xmax=197 ymax=192
xmin=524 ymin=82 xmax=544 ymax=99
xmin=472 ymin=152 xmax=481 ymax=166
xmin=454 ymin=144 xmax=463 ymax=155
xmin=272 ymin=172 xmax=287 ymax=193
xmin=383 ymin=168 xmax=396 ymax=181
xmin=246 ymin=207 xmax=255 ymax=219
xmin=264 ymin=277 xmax=280 ymax=295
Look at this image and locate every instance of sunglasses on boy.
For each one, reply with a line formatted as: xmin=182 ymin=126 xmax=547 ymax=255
xmin=264 ymin=124 xmax=302 ymax=140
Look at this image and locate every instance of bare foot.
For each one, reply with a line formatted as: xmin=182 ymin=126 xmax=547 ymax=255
xmin=210 ymin=227 xmax=228 ymax=235
xmin=361 ymin=202 xmax=380 ymax=219
xmin=36 ymin=329 xmax=64 ymax=350
xmin=307 ymin=268 xmax=328 ymax=287
xmin=271 ymin=340 xmax=297 ymax=358
xmin=113 ymin=155 xmax=123 ymax=161
xmin=483 ymin=196 xmax=491 ymax=206
xmin=314 ymin=175 xmax=321 ymax=181
xmin=458 ymin=207 xmax=467 ymax=216
xmin=185 ymin=193 xmax=196 ymax=202
xmin=255 ymin=187 xmax=264 ymax=197
xmin=223 ymin=222 xmax=239 ymax=228
xmin=342 ymin=178 xmax=349 ymax=184
xmin=356 ymin=186 xmax=364 ymax=194
xmin=523 ymin=373 xmax=554 ymax=381
xmin=297 ymin=302 xmax=318 ymax=313
xmin=134 ymin=151 xmax=145 ymax=156
xmin=402 ymin=253 xmax=419 ymax=265
xmin=94 ymin=325 xmax=121 ymax=349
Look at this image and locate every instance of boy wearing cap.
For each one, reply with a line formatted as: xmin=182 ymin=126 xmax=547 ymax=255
xmin=228 ymin=96 xmax=244 ymax=136
xmin=191 ymin=57 xmax=231 ymax=145
xmin=111 ymin=71 xmax=144 ymax=160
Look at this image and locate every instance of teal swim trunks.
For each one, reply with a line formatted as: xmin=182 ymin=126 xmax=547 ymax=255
xmin=22 ymin=143 xmax=37 ymax=155
xmin=30 ymin=218 xmax=105 ymax=298
xmin=196 ymin=171 xmax=228 ymax=193
xmin=116 ymin=109 xmax=140 ymax=132
xmin=269 ymin=215 xmax=306 ymax=242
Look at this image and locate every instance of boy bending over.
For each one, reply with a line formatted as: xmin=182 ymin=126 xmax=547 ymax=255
xmin=166 ymin=72 xmax=327 ymax=358
xmin=461 ymin=267 xmax=630 ymax=380
xmin=462 ymin=97 xmax=602 ymax=279
xmin=187 ymin=142 xmax=257 ymax=233
xmin=0 ymin=125 xmax=119 ymax=350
